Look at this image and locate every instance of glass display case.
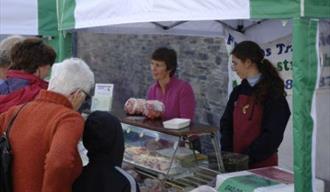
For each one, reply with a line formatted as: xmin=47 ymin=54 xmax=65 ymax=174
xmin=123 ymin=123 xmax=189 ymax=176
xmin=121 ymin=116 xmax=225 ymax=180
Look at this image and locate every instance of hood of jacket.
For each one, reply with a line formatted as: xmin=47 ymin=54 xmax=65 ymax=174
xmin=83 ymin=111 xmax=124 ymax=166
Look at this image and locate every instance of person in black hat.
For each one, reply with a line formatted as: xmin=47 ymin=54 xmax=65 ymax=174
xmin=73 ymin=111 xmax=140 ymax=192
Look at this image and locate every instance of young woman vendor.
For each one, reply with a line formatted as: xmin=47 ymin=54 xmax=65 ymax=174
xmin=220 ymin=41 xmax=291 ymax=168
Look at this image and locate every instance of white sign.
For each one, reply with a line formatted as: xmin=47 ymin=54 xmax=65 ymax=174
xmin=91 ymin=83 xmax=114 ymax=112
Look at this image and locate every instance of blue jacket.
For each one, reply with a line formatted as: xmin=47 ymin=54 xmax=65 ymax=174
xmin=0 ymin=77 xmax=29 ymax=95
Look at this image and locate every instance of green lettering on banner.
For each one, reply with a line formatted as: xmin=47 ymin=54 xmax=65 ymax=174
xmin=276 ymin=60 xmax=293 ymax=72
xmin=217 ymin=175 xmax=279 ymax=192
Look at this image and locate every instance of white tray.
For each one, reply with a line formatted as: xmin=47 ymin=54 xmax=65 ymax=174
xmin=163 ymin=118 xmax=190 ymax=129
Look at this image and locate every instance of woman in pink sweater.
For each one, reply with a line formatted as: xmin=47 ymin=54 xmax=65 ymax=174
xmin=147 ymin=47 xmax=196 ymax=121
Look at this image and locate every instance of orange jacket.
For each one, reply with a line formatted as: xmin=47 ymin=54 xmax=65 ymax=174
xmin=0 ymin=90 xmax=83 ymax=192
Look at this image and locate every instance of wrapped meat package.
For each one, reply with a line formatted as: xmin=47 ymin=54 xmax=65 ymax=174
xmin=124 ymin=98 xmax=165 ymax=119
xmin=124 ymin=98 xmax=146 ymax=115
xmin=143 ymin=100 xmax=165 ymax=119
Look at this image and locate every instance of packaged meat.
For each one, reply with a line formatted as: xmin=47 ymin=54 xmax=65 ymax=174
xmin=124 ymin=98 xmax=165 ymax=119
xmin=124 ymin=98 xmax=146 ymax=115
xmin=143 ymin=100 xmax=165 ymax=119
xmin=145 ymin=140 xmax=164 ymax=151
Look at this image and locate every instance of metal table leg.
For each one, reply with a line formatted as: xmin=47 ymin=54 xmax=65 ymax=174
xmin=211 ymin=132 xmax=225 ymax=172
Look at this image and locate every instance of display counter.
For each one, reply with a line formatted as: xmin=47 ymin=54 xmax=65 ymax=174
xmin=120 ymin=115 xmax=225 ymax=191
xmin=121 ymin=116 xmax=219 ymax=136
xmin=121 ymin=115 xmax=224 ymax=173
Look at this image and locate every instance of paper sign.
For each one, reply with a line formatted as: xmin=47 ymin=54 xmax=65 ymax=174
xmin=91 ymin=83 xmax=114 ymax=112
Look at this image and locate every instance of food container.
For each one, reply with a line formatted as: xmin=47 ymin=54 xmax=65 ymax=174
xmin=208 ymin=151 xmax=249 ymax=172
xmin=163 ymin=118 xmax=191 ymax=129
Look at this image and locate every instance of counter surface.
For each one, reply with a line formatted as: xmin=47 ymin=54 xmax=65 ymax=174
xmin=121 ymin=116 xmax=218 ymax=137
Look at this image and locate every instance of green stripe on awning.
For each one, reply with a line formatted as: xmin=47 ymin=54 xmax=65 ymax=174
xmin=292 ymin=18 xmax=318 ymax=192
xmin=250 ymin=0 xmax=300 ymax=19
xmin=58 ymin=0 xmax=76 ymax=31
xmin=38 ymin=0 xmax=57 ymax=35
xmin=304 ymin=0 xmax=330 ymax=18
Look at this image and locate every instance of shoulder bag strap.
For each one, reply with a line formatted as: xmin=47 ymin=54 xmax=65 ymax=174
xmin=3 ymin=104 xmax=27 ymax=137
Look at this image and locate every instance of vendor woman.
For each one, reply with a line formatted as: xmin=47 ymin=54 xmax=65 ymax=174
xmin=146 ymin=47 xmax=196 ymax=121
xmin=220 ymin=41 xmax=291 ymax=169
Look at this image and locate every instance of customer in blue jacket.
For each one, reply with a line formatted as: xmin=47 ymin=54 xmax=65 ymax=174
xmin=73 ymin=111 xmax=140 ymax=192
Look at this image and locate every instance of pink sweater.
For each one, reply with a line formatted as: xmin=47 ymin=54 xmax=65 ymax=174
xmin=147 ymin=76 xmax=196 ymax=120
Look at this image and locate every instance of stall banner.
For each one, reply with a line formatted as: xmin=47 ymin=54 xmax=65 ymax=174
xmin=226 ymin=33 xmax=293 ymax=95
xmin=216 ymin=167 xmax=295 ymax=192
xmin=217 ymin=174 xmax=279 ymax=192
xmin=318 ymin=21 xmax=330 ymax=90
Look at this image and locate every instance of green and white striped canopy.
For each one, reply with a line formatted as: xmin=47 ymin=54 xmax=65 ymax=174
xmin=58 ymin=0 xmax=329 ymax=32
xmin=1 ymin=0 xmax=329 ymax=35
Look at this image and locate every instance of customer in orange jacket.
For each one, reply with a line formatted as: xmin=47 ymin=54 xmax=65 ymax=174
xmin=0 ymin=58 xmax=95 ymax=192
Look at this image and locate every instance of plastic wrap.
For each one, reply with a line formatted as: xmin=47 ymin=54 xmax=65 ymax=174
xmin=124 ymin=98 xmax=165 ymax=119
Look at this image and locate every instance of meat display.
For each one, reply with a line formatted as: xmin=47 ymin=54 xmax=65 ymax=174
xmin=145 ymin=140 xmax=167 ymax=151
xmin=132 ymin=154 xmax=173 ymax=171
xmin=124 ymin=146 xmax=180 ymax=173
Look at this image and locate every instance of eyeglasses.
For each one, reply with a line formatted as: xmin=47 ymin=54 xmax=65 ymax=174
xmin=80 ymin=90 xmax=91 ymax=100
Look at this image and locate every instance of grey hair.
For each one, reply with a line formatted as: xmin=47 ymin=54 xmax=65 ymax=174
xmin=0 ymin=35 xmax=25 ymax=51
xmin=0 ymin=35 xmax=25 ymax=67
xmin=48 ymin=58 xmax=95 ymax=96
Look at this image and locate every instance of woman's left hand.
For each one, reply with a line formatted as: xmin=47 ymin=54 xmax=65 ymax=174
xmin=69 ymin=89 xmax=86 ymax=111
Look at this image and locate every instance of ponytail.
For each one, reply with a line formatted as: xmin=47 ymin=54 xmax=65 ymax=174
xmin=255 ymin=58 xmax=286 ymax=103
xmin=231 ymin=41 xmax=286 ymax=103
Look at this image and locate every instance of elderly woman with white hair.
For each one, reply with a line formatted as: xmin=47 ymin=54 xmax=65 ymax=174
xmin=0 ymin=58 xmax=95 ymax=192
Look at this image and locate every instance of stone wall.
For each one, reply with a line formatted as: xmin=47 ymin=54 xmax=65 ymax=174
xmin=77 ymin=32 xmax=229 ymax=127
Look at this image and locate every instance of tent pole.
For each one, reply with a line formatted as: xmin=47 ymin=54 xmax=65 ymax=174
xmin=292 ymin=17 xmax=318 ymax=192
xmin=215 ymin=20 xmax=238 ymax=32
xmin=46 ymin=32 xmax=73 ymax=62
xmin=151 ymin=21 xmax=187 ymax=30
xmin=243 ymin=19 xmax=267 ymax=32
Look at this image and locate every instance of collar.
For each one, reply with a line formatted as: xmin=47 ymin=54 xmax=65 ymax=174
xmin=246 ymin=73 xmax=261 ymax=87
xmin=6 ymin=70 xmax=48 ymax=88
xmin=156 ymin=76 xmax=177 ymax=90
xmin=35 ymin=90 xmax=73 ymax=109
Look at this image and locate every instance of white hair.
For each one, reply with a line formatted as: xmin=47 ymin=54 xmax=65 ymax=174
xmin=48 ymin=58 xmax=95 ymax=96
